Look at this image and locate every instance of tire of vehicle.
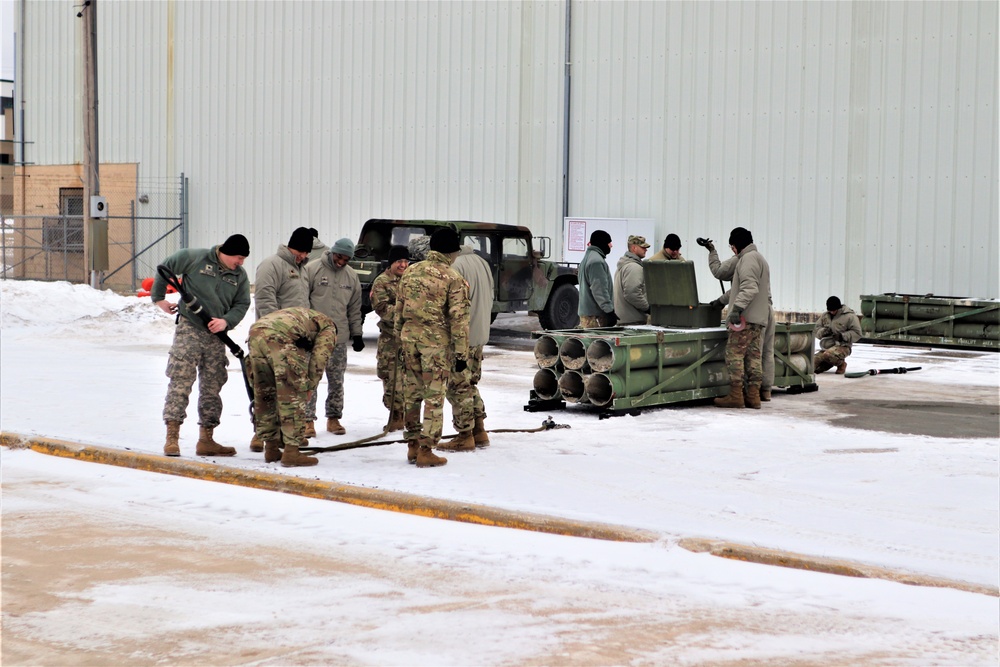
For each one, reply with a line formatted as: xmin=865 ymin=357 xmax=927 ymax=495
xmin=538 ymin=283 xmax=580 ymax=330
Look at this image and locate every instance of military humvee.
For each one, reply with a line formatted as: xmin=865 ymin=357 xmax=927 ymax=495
xmin=349 ymin=219 xmax=580 ymax=330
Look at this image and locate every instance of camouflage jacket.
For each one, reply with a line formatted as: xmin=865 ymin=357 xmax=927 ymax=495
xmin=370 ymin=269 xmax=402 ymax=336
xmin=249 ymin=307 xmax=338 ymax=388
xmin=254 ymin=245 xmax=309 ymax=319
xmin=394 ymin=250 xmax=470 ymax=358
xmin=150 ymin=246 xmax=251 ymax=332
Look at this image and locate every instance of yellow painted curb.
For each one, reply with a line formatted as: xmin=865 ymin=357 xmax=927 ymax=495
xmin=4 ymin=431 xmax=995 ymax=598
xmin=0 ymin=432 xmax=657 ymax=544
xmin=678 ymin=538 xmax=999 ymax=597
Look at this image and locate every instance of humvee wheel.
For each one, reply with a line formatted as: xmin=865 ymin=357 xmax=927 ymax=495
xmin=538 ymin=283 xmax=580 ymax=330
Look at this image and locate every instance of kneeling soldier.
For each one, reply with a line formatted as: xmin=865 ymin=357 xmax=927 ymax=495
xmin=248 ymin=308 xmax=337 ymax=467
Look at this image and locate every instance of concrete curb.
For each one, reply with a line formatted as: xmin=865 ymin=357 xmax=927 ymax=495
xmin=0 ymin=433 xmax=657 ymax=544
xmin=679 ymin=538 xmax=999 ymax=598
xmin=3 ymin=431 xmax=996 ymax=598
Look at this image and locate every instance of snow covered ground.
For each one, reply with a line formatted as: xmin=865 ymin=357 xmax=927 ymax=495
xmin=2 ymin=279 xmax=998 ymax=665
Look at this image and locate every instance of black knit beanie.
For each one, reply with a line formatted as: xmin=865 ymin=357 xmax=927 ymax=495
xmin=387 ymin=245 xmax=410 ymax=264
xmin=287 ymin=227 xmax=314 ymax=253
xmin=219 ymin=234 xmax=250 ymax=257
xmin=826 ymin=296 xmax=842 ymax=312
xmin=728 ymin=227 xmax=753 ymax=253
xmin=664 ymin=233 xmax=681 ymax=251
xmin=430 ymin=228 xmax=461 ymax=254
xmin=590 ymin=229 xmax=612 ymax=255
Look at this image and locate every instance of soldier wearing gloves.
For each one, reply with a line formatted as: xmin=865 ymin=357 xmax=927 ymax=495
xmin=578 ymin=229 xmax=618 ymax=329
xmin=814 ymin=296 xmax=863 ymax=374
xmin=303 ymin=237 xmax=364 ymax=437
xmin=704 ymin=236 xmax=777 ymax=401
xmin=152 ymin=234 xmax=251 ymax=457
xmin=613 ymin=235 xmax=651 ymax=326
xmin=439 ymin=243 xmax=495 ymax=452
xmin=370 ymin=245 xmax=410 ymax=431
xmin=394 ymin=228 xmax=471 ymax=468
xmin=248 ymin=308 xmax=337 ymax=467
xmin=713 ymin=227 xmax=771 ymax=410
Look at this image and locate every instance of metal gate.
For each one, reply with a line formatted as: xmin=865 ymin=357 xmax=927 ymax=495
xmin=1 ymin=174 xmax=188 ymax=293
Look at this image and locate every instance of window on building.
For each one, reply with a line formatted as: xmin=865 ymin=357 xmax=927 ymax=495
xmin=43 ymin=188 xmax=84 ymax=252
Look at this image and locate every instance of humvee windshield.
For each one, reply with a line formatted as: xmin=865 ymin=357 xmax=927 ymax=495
xmin=357 ymin=223 xmax=434 ymax=259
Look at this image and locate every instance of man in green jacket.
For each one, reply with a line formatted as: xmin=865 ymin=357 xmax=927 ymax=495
xmin=577 ymin=229 xmax=618 ymax=329
xmin=151 ymin=234 xmax=252 ymax=457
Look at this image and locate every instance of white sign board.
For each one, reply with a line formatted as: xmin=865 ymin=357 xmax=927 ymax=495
xmin=562 ymin=217 xmax=657 ymax=268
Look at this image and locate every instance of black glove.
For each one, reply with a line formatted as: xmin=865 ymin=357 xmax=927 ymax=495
xmin=453 ymin=357 xmax=468 ymax=373
xmin=352 ymin=335 xmax=365 ymax=352
xmin=709 ymin=298 xmax=723 ymax=309
xmin=704 ymin=240 xmax=715 ymax=252
xmin=603 ymin=310 xmax=619 ymax=327
xmin=833 ymin=331 xmax=844 ymax=343
xmin=294 ymin=336 xmax=314 ymax=351
xmin=726 ymin=307 xmax=743 ymax=327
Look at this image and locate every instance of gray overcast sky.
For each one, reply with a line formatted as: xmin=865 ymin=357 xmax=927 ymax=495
xmin=1 ymin=0 xmax=13 ymax=81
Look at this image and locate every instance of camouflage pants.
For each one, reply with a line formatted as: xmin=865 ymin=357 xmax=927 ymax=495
xmin=724 ymin=323 xmax=764 ymax=386
xmin=162 ymin=317 xmax=229 ymax=427
xmin=248 ymin=335 xmax=312 ymax=447
xmin=376 ymin=332 xmax=404 ymax=414
xmin=400 ymin=341 xmax=451 ymax=445
xmin=762 ymin=308 xmax=775 ymax=391
xmin=307 ymin=342 xmax=348 ymax=420
xmin=446 ymin=344 xmax=486 ymax=432
xmin=579 ymin=313 xmax=614 ymax=329
xmin=815 ymin=345 xmax=852 ymax=373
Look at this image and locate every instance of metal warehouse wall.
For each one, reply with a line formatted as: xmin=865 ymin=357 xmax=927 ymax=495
xmin=567 ymin=0 xmax=998 ymax=311
xmin=15 ymin=1 xmax=998 ymax=312
xmin=16 ymin=0 xmax=566 ymax=276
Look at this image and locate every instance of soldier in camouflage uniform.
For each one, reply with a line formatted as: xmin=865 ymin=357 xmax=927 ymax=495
xmin=248 ymin=226 xmax=313 ymax=453
xmin=370 ymin=245 xmax=410 ymax=430
xmin=248 ymin=307 xmax=338 ymax=467
xmin=814 ymin=296 xmax=863 ymax=374
xmin=151 ymin=234 xmax=251 ymax=457
xmin=713 ymin=227 xmax=771 ymax=410
xmin=394 ymin=228 xmax=471 ymax=468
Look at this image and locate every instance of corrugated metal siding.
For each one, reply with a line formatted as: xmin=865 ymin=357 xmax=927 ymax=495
xmin=16 ymin=1 xmax=998 ymax=310
xmin=567 ymin=0 xmax=997 ymax=311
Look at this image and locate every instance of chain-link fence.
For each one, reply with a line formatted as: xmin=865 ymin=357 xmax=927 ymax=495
xmin=2 ymin=173 xmax=187 ymax=293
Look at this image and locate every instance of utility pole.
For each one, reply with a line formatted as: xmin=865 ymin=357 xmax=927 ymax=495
xmin=80 ymin=0 xmax=107 ymax=288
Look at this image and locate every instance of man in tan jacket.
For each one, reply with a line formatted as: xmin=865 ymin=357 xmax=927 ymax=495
xmin=713 ymin=227 xmax=771 ymax=410
xmin=303 ymin=238 xmax=363 ymax=436
xmin=814 ymin=296 xmax=863 ymax=374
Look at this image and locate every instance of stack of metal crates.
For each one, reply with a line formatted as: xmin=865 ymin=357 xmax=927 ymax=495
xmin=526 ymin=261 xmax=816 ymax=415
xmin=860 ymin=293 xmax=999 ymax=350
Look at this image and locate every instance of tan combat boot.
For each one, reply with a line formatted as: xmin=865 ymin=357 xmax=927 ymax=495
xmin=196 ymin=426 xmax=237 ymax=456
xmin=281 ymin=442 xmax=318 ymax=467
xmin=326 ymin=418 xmax=346 ymax=435
xmin=436 ymin=431 xmax=475 ymax=452
xmin=416 ymin=443 xmax=447 ymax=468
xmin=406 ymin=440 xmax=419 ymax=464
xmin=760 ymin=388 xmax=772 ymax=402
xmin=164 ymin=421 xmax=181 ymax=457
xmin=746 ymin=385 xmax=762 ymax=409
xmin=249 ymin=434 xmax=264 ymax=452
xmin=386 ymin=410 xmax=405 ymax=432
xmin=713 ymin=383 xmax=746 ymax=409
xmin=304 ymin=422 xmax=317 ymax=438
xmin=473 ymin=416 xmax=490 ymax=448
xmin=263 ymin=440 xmax=283 ymax=463
xmin=835 ymin=361 xmax=848 ymax=375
